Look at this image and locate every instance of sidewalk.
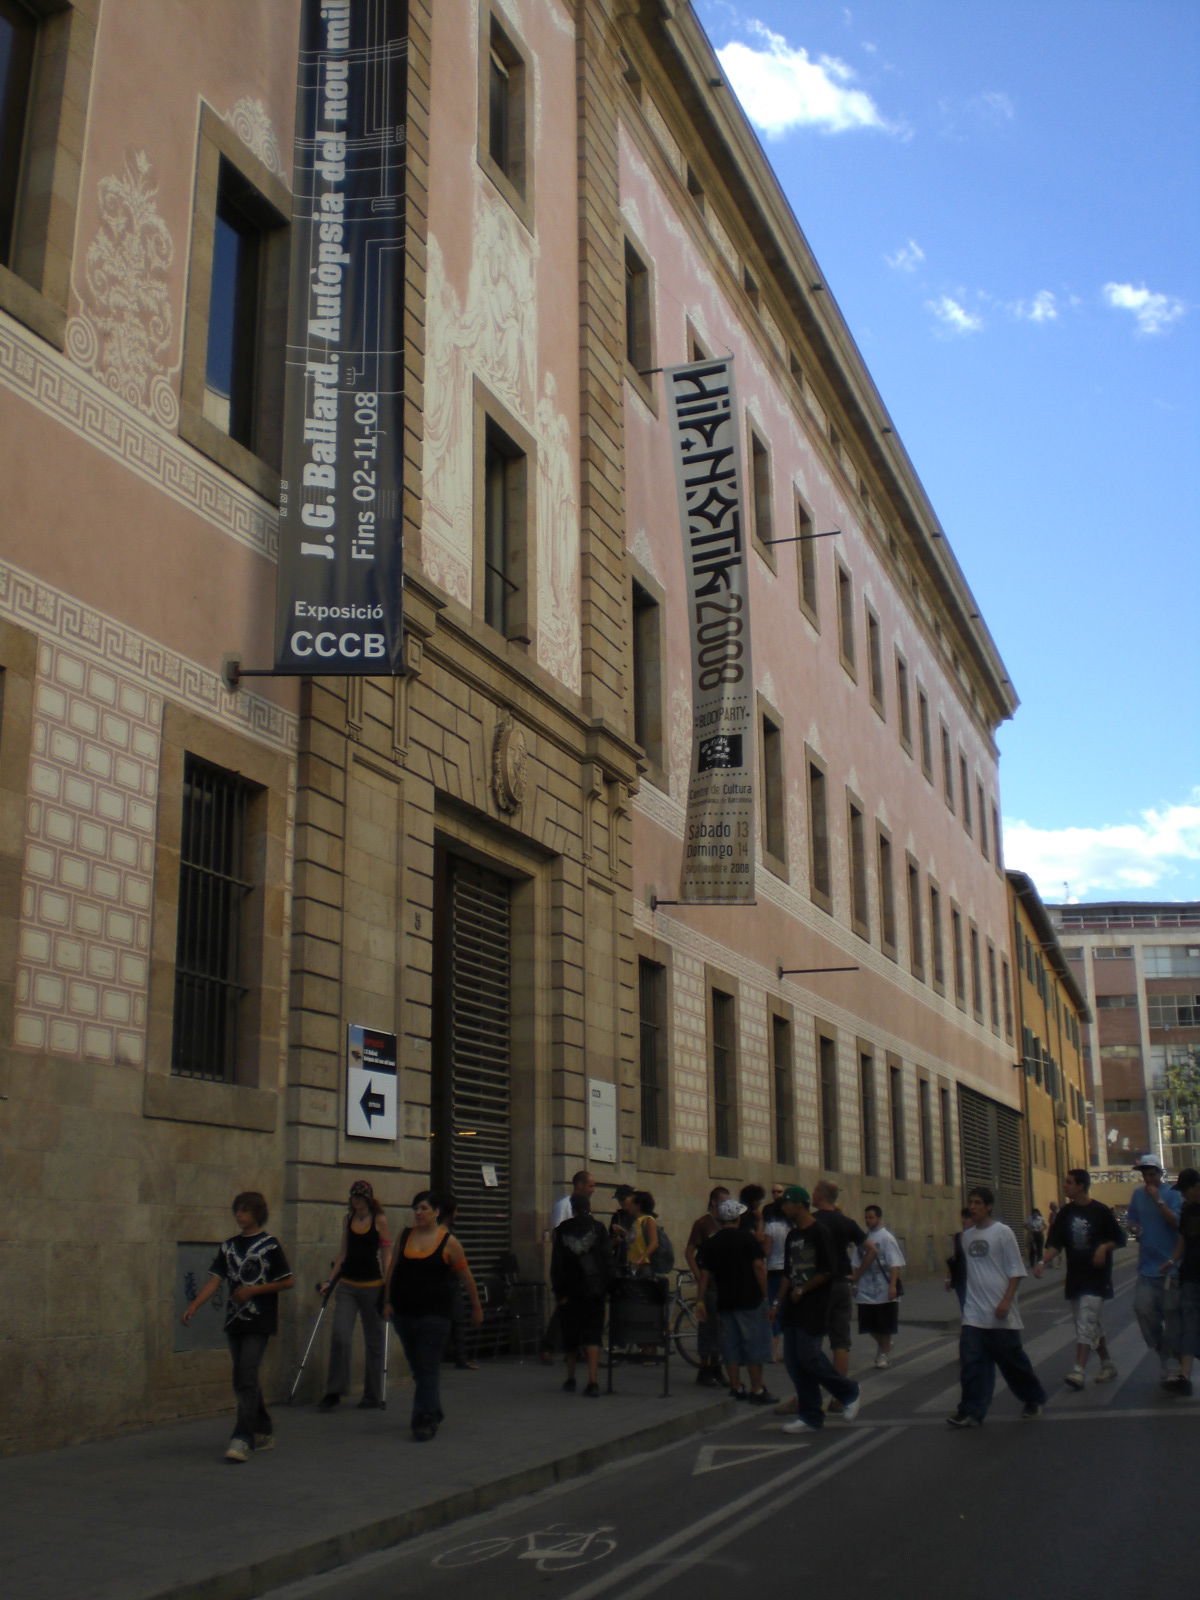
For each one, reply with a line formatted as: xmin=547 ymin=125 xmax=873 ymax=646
xmin=5 ymin=1269 xmax=1067 ymax=1600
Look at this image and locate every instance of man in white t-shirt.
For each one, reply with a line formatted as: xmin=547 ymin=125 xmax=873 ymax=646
xmin=947 ymin=1185 xmax=1047 ymax=1429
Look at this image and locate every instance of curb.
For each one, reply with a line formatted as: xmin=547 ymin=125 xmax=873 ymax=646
xmin=151 ymin=1394 xmax=735 ymax=1600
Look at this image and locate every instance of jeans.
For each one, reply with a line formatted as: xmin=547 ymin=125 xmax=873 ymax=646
xmin=396 ymin=1314 xmax=451 ymax=1428
xmin=1133 ymin=1275 xmax=1182 ymax=1372
xmin=958 ymin=1325 xmax=1046 ymax=1421
xmin=228 ymin=1332 xmax=271 ymax=1445
xmin=783 ymin=1325 xmax=859 ymax=1428
xmin=326 ymin=1281 xmax=386 ymax=1402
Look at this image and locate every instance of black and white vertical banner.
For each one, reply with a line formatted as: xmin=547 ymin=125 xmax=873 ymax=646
xmin=274 ymin=0 xmax=407 ymax=674
xmin=665 ymin=358 xmax=757 ymax=904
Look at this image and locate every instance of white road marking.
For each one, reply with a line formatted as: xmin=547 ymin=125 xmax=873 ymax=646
xmin=692 ymin=1441 xmax=809 ymax=1474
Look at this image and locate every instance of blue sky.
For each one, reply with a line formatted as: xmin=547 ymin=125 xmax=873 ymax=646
xmin=693 ymin=0 xmax=1200 ymax=904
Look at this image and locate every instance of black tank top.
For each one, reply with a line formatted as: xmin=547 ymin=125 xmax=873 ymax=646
xmin=342 ymin=1218 xmax=382 ymax=1282
xmin=388 ymin=1229 xmax=455 ymax=1318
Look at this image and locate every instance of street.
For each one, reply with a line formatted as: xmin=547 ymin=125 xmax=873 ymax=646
xmin=266 ymin=1264 xmax=1188 ymax=1599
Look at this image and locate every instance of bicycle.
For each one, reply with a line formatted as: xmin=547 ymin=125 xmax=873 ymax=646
xmin=432 ymin=1523 xmax=617 ymax=1571
xmin=668 ymin=1268 xmax=703 ymax=1367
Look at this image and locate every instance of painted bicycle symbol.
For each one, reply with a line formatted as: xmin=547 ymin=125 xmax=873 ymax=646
xmin=432 ymin=1523 xmax=617 ymax=1572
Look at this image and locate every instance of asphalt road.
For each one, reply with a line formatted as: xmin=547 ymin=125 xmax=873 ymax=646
xmin=267 ymin=1265 xmax=1189 ymax=1600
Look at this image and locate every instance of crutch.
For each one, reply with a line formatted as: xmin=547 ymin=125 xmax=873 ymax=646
xmin=286 ymin=1281 xmax=334 ymax=1404
xmin=380 ymin=1314 xmax=391 ymax=1410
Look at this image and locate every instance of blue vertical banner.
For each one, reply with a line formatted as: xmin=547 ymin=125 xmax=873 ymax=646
xmin=665 ymin=358 xmax=757 ymax=904
xmin=274 ymin=0 xmax=407 ymax=674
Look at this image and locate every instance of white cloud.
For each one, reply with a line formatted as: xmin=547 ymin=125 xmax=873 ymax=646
xmin=1015 ymin=290 xmax=1058 ymax=323
xmin=885 ymin=239 xmax=925 ymax=273
xmin=926 ymin=294 xmax=982 ymax=333
xmin=1103 ymin=281 xmax=1185 ymax=335
xmin=1003 ymin=792 xmax=1200 ymax=902
xmin=716 ymin=23 xmax=899 ymax=137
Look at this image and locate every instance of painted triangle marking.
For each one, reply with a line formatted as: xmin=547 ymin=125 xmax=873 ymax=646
xmin=693 ymin=1441 xmax=810 ymax=1476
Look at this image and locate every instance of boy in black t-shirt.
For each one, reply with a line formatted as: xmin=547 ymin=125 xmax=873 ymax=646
xmin=182 ymin=1192 xmax=294 ymax=1461
xmin=1035 ymin=1169 xmax=1124 ymax=1388
xmin=775 ymin=1186 xmax=861 ymax=1432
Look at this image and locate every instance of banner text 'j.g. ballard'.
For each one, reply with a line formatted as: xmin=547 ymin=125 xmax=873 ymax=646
xmin=665 ymin=358 xmax=757 ymax=904
xmin=273 ymin=0 xmax=407 ymax=673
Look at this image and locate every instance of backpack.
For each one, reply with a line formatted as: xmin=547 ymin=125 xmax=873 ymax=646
xmin=649 ymin=1224 xmax=675 ymax=1276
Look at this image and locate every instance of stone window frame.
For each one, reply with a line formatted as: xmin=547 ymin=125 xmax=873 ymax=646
xmin=768 ymin=1000 xmax=797 ymax=1170
xmin=179 ymin=104 xmax=291 ymax=502
xmin=815 ymin=1022 xmax=840 ymax=1173
xmin=757 ymin=690 xmax=788 ymax=879
xmin=706 ymin=967 xmax=740 ymax=1167
xmin=0 ymin=0 xmax=98 ymax=348
xmin=846 ymin=786 xmax=869 ymax=942
xmin=876 ymin=820 xmax=897 ymax=961
xmin=805 ymin=744 xmax=832 ymax=914
xmin=477 ymin=0 xmax=534 ymax=233
xmin=623 ymin=225 xmax=657 ymax=412
xmin=473 ymin=376 xmax=537 ymax=652
xmin=747 ymin=419 xmax=776 ymax=570
xmin=144 ymin=703 xmax=289 ymax=1133
xmin=635 ymin=932 xmax=674 ymax=1167
xmin=794 ymin=491 xmax=819 ymax=629
xmin=629 ymin=557 xmax=667 ymax=789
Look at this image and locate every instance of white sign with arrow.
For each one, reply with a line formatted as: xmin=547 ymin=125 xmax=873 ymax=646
xmin=345 ymin=1023 xmax=398 ymax=1141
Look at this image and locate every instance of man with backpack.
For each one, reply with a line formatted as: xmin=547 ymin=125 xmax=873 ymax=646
xmin=551 ymin=1194 xmax=614 ymax=1396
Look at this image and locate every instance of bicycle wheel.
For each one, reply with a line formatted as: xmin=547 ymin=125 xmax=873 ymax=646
xmin=533 ymin=1537 xmax=618 ymax=1571
xmin=672 ymin=1299 xmax=702 ymax=1367
xmin=432 ymin=1536 xmax=514 ymax=1568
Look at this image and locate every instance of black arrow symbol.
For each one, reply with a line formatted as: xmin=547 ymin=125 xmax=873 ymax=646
xmin=360 ymin=1080 xmax=386 ymax=1126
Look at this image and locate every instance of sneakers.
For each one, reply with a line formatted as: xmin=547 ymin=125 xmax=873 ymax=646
xmin=561 ymin=1377 xmax=577 ymax=1393
xmin=225 ymin=1438 xmax=251 ymax=1462
xmin=946 ymin=1411 xmax=981 ymax=1429
xmin=1095 ymin=1362 xmax=1118 ymax=1384
xmin=841 ymin=1393 xmax=861 ymax=1422
xmin=1163 ymin=1374 xmax=1193 ymax=1395
xmin=747 ymin=1389 xmax=778 ymax=1407
xmin=782 ymin=1417 xmax=819 ymax=1433
xmin=1021 ymin=1402 xmax=1043 ymax=1419
xmin=316 ymin=1394 xmax=339 ymax=1412
xmin=774 ymin=1393 xmax=799 ymax=1416
xmin=583 ymin=1382 xmax=600 ymax=1398
xmin=1064 ymin=1367 xmax=1086 ymax=1390
xmin=873 ymin=1354 xmax=890 ymax=1370
xmin=730 ymin=1386 xmax=748 ymax=1401
xmin=252 ymin=1434 xmax=274 ymax=1452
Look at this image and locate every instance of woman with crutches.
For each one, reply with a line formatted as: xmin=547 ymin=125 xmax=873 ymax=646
xmin=316 ymin=1180 xmax=392 ymax=1412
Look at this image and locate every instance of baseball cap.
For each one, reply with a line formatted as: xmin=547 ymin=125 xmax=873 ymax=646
xmin=1132 ymin=1153 xmax=1165 ymax=1172
xmin=718 ymin=1198 xmax=747 ymax=1222
xmin=781 ymin=1184 xmax=811 ymax=1206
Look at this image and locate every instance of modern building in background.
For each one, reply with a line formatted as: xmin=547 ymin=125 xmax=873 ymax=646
xmin=1047 ymin=901 xmax=1200 ymax=1184
xmin=2 ymin=0 xmax=1035 ymax=1452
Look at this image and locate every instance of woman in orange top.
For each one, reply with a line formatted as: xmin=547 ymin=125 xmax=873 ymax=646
xmin=383 ymin=1191 xmax=483 ymax=1441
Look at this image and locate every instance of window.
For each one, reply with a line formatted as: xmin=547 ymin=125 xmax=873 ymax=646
xmin=760 ymin=703 xmax=787 ymax=871
xmin=929 ymin=880 xmax=945 ymax=992
xmin=0 ymin=0 xmax=95 ymax=346
xmin=180 ymin=107 xmax=289 ymax=497
xmin=919 ymin=1079 xmax=935 ymax=1184
xmin=172 ymin=755 xmax=259 ymax=1082
xmin=1093 ymin=946 xmax=1134 ymax=960
xmin=711 ymin=987 xmax=738 ymax=1158
xmin=977 ymin=782 xmax=988 ymax=857
xmin=906 ymin=855 xmax=924 ymax=980
xmin=772 ymin=1012 xmax=795 ymax=1166
xmin=818 ymin=1030 xmax=839 ymax=1171
xmin=480 ymin=7 xmax=531 ymax=220
xmin=877 ymin=826 xmax=896 ymax=957
xmin=888 ymin=1059 xmax=906 ymax=1179
xmin=969 ymin=921 xmax=983 ymax=1018
xmin=917 ymin=688 xmax=933 ymax=780
xmin=796 ymin=495 xmax=819 ymax=624
xmin=959 ymin=755 xmax=972 ymax=834
xmin=631 ymin=575 xmax=665 ymax=776
xmin=895 ymin=652 xmax=912 ymax=751
xmin=987 ymin=939 xmax=1000 ymax=1030
xmin=638 ymin=958 xmax=667 ymax=1148
xmin=848 ymin=794 xmax=869 ymax=939
xmin=1096 ymin=993 xmax=1138 ymax=1010
xmin=866 ymin=607 xmax=885 ymax=715
xmin=474 ymin=389 xmax=535 ymax=644
xmin=749 ymin=425 xmax=774 ymax=558
xmin=807 ymin=753 xmax=831 ymax=910
xmin=951 ymin=905 xmax=966 ymax=1008
xmin=1147 ymin=994 xmax=1200 ymax=1028
xmin=624 ymin=235 xmax=654 ymax=380
xmin=1001 ymin=956 xmax=1013 ymax=1038
xmin=992 ymin=803 xmax=1003 ymax=870
xmin=859 ymin=1049 xmax=878 ymax=1176
xmin=941 ymin=721 xmax=954 ymax=810
xmin=836 ymin=563 xmax=856 ymax=676
xmin=1145 ymin=945 xmax=1200 ymax=978
xmin=940 ymin=1086 xmax=954 ymax=1184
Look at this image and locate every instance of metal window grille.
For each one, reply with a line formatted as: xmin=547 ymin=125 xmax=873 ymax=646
xmin=860 ymin=1053 xmax=878 ymax=1177
xmin=712 ymin=989 xmax=736 ymax=1158
xmin=819 ymin=1034 xmax=839 ymax=1170
xmin=171 ymin=755 xmax=252 ymax=1082
xmin=639 ymin=959 xmax=666 ymax=1148
xmin=773 ymin=1015 xmax=794 ymax=1166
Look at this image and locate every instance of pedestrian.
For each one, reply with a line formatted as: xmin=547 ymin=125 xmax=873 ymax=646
xmin=946 ymin=1185 xmax=1047 ymax=1428
xmin=438 ymin=1191 xmax=478 ymax=1370
xmin=1034 ymin=1169 xmax=1124 ymax=1388
xmin=762 ymin=1184 xmax=791 ymax=1362
xmin=774 ymin=1185 xmax=860 ymax=1433
xmin=609 ymin=1183 xmax=638 ymax=1273
xmin=695 ymin=1198 xmax=776 ymax=1405
xmin=626 ymin=1190 xmax=661 ymax=1278
xmin=180 ymin=1191 xmax=295 ymax=1462
xmin=810 ymin=1179 xmax=867 ymax=1401
xmin=1046 ymin=1202 xmax=1059 ymax=1258
xmin=685 ymin=1186 xmax=729 ymax=1388
xmin=382 ymin=1190 xmax=483 ymax=1441
xmin=944 ymin=1207 xmax=973 ymax=1308
xmin=1159 ymin=1167 xmax=1200 ymax=1397
xmin=738 ymin=1183 xmax=768 ymax=1251
xmin=550 ymin=1193 xmax=613 ymax=1397
xmin=1026 ymin=1207 xmax=1046 ymax=1268
xmin=1126 ymin=1153 xmax=1184 ymax=1390
xmin=541 ymin=1171 xmax=596 ymax=1363
xmin=852 ymin=1204 xmax=904 ymax=1369
xmin=315 ymin=1179 xmax=391 ymax=1412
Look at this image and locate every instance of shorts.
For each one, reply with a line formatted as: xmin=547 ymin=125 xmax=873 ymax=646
xmin=719 ymin=1303 xmax=772 ymax=1367
xmin=559 ymin=1296 xmax=605 ymax=1351
xmin=825 ymin=1279 xmax=853 ymax=1351
xmin=1071 ymin=1293 xmax=1106 ymax=1350
xmin=857 ymin=1301 xmax=899 ymax=1336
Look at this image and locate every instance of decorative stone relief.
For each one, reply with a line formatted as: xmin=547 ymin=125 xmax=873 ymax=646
xmin=226 ymin=97 xmax=285 ymax=176
xmin=66 ymin=151 xmax=178 ymax=428
xmin=492 ymin=713 xmax=528 ymax=813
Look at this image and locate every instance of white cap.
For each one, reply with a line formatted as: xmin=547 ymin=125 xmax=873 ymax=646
xmin=1132 ymin=1153 xmax=1165 ymax=1171
xmin=718 ymin=1198 xmax=747 ymax=1222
